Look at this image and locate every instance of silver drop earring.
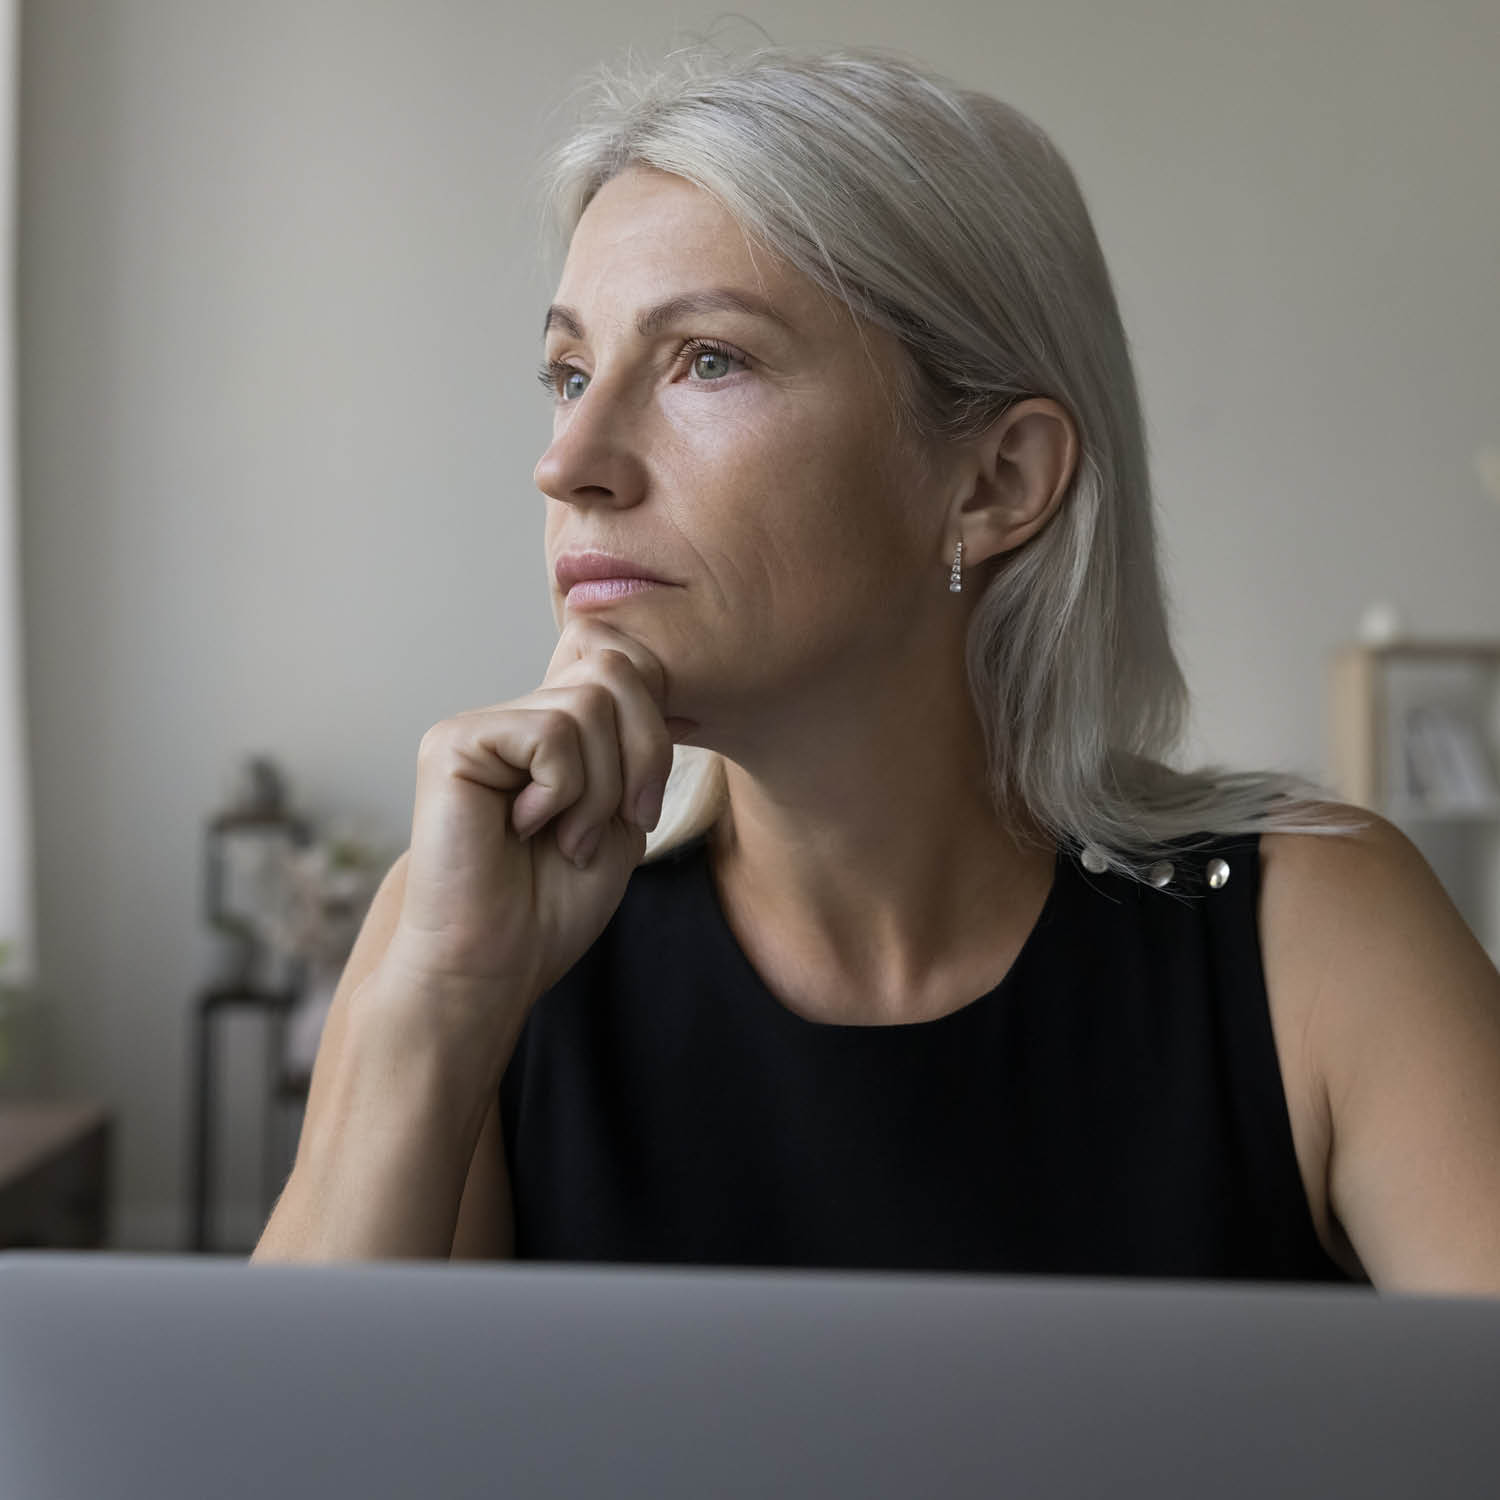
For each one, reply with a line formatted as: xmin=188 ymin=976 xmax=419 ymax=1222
xmin=948 ymin=538 xmax=964 ymax=593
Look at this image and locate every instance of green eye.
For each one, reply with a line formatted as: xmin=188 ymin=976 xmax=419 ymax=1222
xmin=681 ymin=338 xmax=747 ymax=382
xmin=534 ymin=338 xmax=749 ymax=403
xmin=691 ymin=348 xmax=731 ymax=379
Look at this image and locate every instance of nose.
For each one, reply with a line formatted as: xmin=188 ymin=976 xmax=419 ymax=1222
xmin=532 ymin=377 xmax=648 ymax=512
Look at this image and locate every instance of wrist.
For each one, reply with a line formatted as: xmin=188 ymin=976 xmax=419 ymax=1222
xmin=378 ymin=926 xmax=543 ymax=1014
xmin=351 ymin=958 xmax=534 ymax=1110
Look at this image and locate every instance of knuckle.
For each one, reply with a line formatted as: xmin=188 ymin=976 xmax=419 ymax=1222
xmin=536 ymin=706 xmax=576 ymax=745
xmin=574 ymin=680 xmax=617 ymax=722
xmin=558 ymin=617 xmax=601 ymax=652
xmin=416 ymin=719 xmax=455 ymax=761
xmin=593 ymin=647 xmax=634 ymax=678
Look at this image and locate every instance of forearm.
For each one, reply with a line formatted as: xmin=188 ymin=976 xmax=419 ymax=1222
xmin=250 ymin=968 xmax=528 ymax=1263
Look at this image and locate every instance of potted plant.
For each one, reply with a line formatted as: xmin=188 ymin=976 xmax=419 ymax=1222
xmin=258 ymin=824 xmax=394 ymax=1085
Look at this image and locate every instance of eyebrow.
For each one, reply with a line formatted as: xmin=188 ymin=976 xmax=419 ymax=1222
xmin=542 ymin=287 xmax=793 ymax=342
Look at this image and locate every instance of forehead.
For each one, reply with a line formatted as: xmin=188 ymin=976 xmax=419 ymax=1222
xmin=553 ymin=166 xmax=845 ymax=332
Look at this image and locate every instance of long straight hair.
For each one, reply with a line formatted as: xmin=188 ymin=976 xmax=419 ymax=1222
xmin=530 ymin=40 xmax=1370 ymax=885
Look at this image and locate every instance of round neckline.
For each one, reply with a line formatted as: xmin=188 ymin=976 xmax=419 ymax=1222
xmin=686 ymin=836 xmax=1071 ymax=1034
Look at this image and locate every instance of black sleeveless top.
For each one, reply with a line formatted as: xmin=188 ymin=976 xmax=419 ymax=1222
xmin=499 ymin=830 xmax=1363 ymax=1283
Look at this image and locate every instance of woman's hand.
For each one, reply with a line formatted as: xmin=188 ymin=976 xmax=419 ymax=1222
xmin=381 ymin=617 xmax=689 ymax=1008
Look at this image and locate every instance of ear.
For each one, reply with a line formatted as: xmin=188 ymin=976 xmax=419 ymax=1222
xmin=947 ymin=397 xmax=1079 ymax=568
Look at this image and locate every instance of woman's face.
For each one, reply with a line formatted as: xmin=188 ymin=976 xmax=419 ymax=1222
xmin=534 ymin=166 xmax=952 ymax=742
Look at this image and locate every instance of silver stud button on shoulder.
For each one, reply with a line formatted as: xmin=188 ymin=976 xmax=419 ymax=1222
xmin=1080 ymin=844 xmax=1108 ymax=874
xmin=1146 ymin=860 xmax=1174 ymax=889
xmin=1206 ymin=856 xmax=1231 ymax=890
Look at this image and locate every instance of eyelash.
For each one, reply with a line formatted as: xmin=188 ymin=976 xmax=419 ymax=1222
xmin=534 ymin=337 xmax=750 ymax=401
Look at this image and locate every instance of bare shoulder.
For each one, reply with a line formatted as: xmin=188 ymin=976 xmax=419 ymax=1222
xmin=1259 ymin=797 xmax=1424 ymax=892
xmin=1259 ymin=801 xmax=1500 ymax=1294
xmin=1257 ymin=799 xmax=1495 ymax=1006
xmin=1256 ymin=802 xmax=1431 ymax=998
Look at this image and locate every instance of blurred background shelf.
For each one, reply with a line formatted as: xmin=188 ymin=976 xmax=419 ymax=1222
xmin=1331 ymin=638 xmax=1500 ymax=967
xmin=1383 ymin=802 xmax=1500 ymax=824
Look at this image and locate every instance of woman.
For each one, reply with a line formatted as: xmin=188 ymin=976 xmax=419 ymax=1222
xmin=254 ymin=44 xmax=1500 ymax=1292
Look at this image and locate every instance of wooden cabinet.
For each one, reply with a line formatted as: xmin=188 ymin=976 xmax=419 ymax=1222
xmin=1330 ymin=639 xmax=1500 ymax=964
xmin=0 ymin=1101 xmax=113 ymax=1250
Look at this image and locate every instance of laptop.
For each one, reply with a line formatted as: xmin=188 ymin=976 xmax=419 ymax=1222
xmin=1 ymin=1251 xmax=1497 ymax=1499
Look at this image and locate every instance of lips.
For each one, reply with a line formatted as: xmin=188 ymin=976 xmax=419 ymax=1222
xmin=554 ymin=550 xmax=673 ymax=594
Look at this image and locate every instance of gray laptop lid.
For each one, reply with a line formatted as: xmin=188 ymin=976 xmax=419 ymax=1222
xmin=1 ymin=1251 xmax=1497 ymax=1500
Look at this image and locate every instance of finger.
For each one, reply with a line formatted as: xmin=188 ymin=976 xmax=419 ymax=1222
xmin=536 ymin=681 xmax=625 ymax=865
xmin=546 ymin=617 xmax=668 ymax=717
xmin=540 ymin=648 xmax=674 ymax=831
xmin=546 ymin=618 xmax=701 ymax=745
xmin=435 ymin=707 xmax=588 ymax=839
xmin=509 ymin=777 xmax=557 ymax=839
xmin=579 ymin=648 xmax=674 ymax=831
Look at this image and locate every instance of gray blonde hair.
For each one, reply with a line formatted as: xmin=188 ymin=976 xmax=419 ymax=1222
xmin=531 ymin=39 xmax=1370 ymax=884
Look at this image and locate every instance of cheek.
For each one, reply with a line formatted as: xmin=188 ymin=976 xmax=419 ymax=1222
xmin=755 ymin=447 xmax=915 ymax=591
xmin=661 ymin=390 xmax=925 ymax=632
xmin=682 ymin=482 xmax=838 ymax=628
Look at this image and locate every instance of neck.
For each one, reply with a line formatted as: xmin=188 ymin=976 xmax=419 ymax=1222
xmin=699 ymin=638 xmax=1057 ymax=1025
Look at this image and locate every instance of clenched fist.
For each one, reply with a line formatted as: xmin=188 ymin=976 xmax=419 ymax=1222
xmin=381 ymin=617 xmax=694 ymax=1008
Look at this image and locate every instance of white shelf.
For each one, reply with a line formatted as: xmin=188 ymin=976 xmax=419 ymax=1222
xmin=1330 ymin=641 xmax=1500 ymax=960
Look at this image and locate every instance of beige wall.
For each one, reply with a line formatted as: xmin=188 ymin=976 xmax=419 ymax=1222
xmin=16 ymin=1 xmax=1500 ymax=1248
